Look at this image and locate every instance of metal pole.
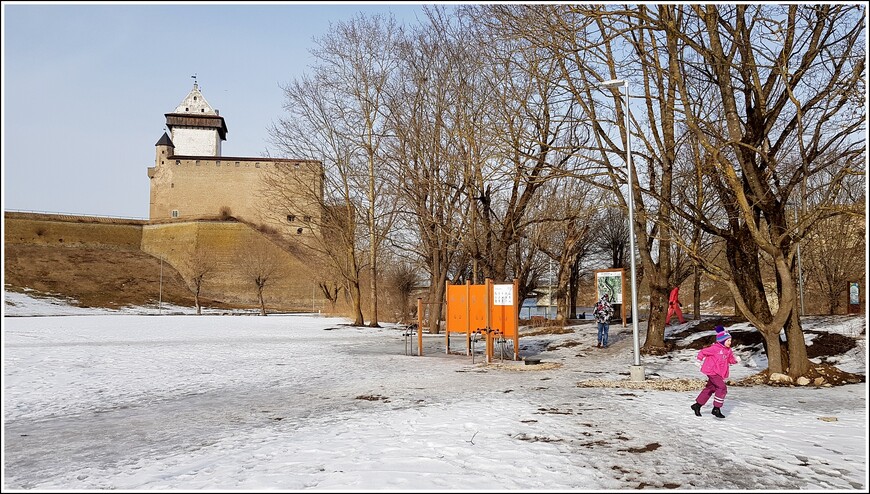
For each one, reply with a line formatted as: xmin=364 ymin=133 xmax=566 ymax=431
xmin=159 ymin=255 xmax=163 ymax=315
xmin=623 ymin=82 xmax=641 ymax=370
xmin=602 ymin=78 xmax=644 ymax=381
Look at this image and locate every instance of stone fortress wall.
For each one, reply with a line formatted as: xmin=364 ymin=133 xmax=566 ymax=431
xmin=148 ymin=152 xmax=322 ymax=236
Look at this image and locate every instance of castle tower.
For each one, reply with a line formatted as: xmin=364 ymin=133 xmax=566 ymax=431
xmin=154 ymin=132 xmax=175 ymax=165
xmin=148 ymin=81 xmax=323 ymax=230
xmin=164 ymin=81 xmax=227 ymax=156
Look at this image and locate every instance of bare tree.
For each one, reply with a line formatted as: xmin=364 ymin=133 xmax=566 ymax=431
xmin=803 ymin=212 xmax=866 ymax=314
xmin=478 ymin=4 xmax=685 ymax=353
xmin=593 ymin=207 xmax=629 ymax=270
xmin=384 ymin=261 xmax=419 ymax=324
xmin=183 ymin=247 xmax=213 ymax=315
xmin=311 ymin=13 xmax=403 ymax=328
xmin=319 ymin=281 xmax=342 ymax=313
xmin=534 ymin=179 xmax=597 ymax=322
xmin=460 ymin=5 xmax=590 ymax=284
xmin=237 ymin=239 xmax=282 ymax=316
xmin=658 ymin=4 xmax=866 ymax=376
xmin=384 ymin=7 xmax=476 ymax=333
xmin=266 ymin=73 xmax=367 ymax=326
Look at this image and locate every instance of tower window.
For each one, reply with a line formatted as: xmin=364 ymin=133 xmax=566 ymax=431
xmin=201 ymin=109 xmax=205 ymax=112
xmin=297 ymin=228 xmax=304 ymax=234
xmin=176 ymin=160 xmax=181 ymax=165
xmin=171 ymin=210 xmax=179 ymax=218
xmin=193 ymin=96 xmax=197 ymax=101
xmin=287 ymin=215 xmax=296 ymax=222
xmin=185 ymin=107 xmax=189 ymax=111
xmin=216 ymin=161 xmax=221 ymax=167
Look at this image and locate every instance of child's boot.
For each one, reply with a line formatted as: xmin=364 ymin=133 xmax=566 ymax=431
xmin=712 ymin=407 xmax=725 ymax=419
xmin=691 ymin=403 xmax=702 ymax=416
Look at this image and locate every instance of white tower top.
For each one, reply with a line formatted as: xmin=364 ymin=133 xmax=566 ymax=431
xmin=174 ymin=81 xmax=218 ymax=116
xmin=164 ymin=79 xmax=227 ymax=156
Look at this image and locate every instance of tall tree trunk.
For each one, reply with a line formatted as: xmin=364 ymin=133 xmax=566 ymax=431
xmin=346 ymin=244 xmax=365 ymax=326
xmin=641 ymin=280 xmax=671 ymax=354
xmin=692 ymin=266 xmax=701 ymax=321
xmin=569 ymin=258 xmax=580 ymax=319
xmin=349 ymin=280 xmax=364 ymax=326
xmin=426 ymin=246 xmax=449 ymax=334
xmin=257 ymin=287 xmax=266 ymax=316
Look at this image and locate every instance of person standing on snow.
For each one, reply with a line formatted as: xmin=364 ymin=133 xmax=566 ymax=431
xmin=691 ymin=325 xmax=740 ymax=418
xmin=666 ymin=286 xmax=686 ymax=325
xmin=592 ymin=293 xmax=614 ymax=348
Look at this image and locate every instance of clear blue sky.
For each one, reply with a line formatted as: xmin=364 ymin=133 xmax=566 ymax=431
xmin=2 ymin=2 xmax=428 ymax=219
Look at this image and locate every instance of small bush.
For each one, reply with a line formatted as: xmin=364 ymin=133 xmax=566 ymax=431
xmin=257 ymin=224 xmax=278 ymax=235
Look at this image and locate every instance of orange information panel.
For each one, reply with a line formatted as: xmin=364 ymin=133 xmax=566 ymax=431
xmin=445 ymin=283 xmax=468 ymax=333
xmin=444 ymin=279 xmax=519 ymax=361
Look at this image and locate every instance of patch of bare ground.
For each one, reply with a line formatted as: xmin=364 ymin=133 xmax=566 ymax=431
xmin=355 ymin=394 xmax=390 ymax=402
xmin=575 ymin=364 xmax=863 ymax=390
xmin=737 ymin=362 xmax=865 ymax=387
xmin=547 ymin=339 xmax=582 ymax=350
xmin=486 ymin=362 xmax=564 ymax=371
xmin=521 ymin=326 xmax=575 ymax=337
xmin=577 ymin=378 xmax=709 ymax=391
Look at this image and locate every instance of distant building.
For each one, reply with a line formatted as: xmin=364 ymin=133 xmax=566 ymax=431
xmin=147 ymin=82 xmax=322 ymax=235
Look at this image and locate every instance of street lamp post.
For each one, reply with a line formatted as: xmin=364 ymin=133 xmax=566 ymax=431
xmin=601 ymin=78 xmax=644 ymax=382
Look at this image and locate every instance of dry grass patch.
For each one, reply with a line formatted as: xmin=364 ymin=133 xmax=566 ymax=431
xmin=522 ymin=326 xmax=575 ymax=337
xmin=576 ymin=378 xmax=708 ymax=392
xmin=486 ymin=362 xmax=564 ymax=371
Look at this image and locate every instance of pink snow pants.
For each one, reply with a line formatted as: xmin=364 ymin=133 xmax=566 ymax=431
xmin=696 ymin=374 xmax=727 ymax=408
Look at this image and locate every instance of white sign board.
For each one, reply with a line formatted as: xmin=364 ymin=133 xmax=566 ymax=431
xmin=493 ymin=285 xmax=514 ymax=306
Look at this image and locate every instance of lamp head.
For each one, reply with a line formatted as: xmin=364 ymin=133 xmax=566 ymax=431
xmin=600 ymin=79 xmax=626 ymax=88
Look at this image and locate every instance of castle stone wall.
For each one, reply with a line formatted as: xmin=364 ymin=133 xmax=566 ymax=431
xmin=148 ymin=156 xmax=322 ymax=237
xmin=141 ymin=220 xmax=321 ymax=310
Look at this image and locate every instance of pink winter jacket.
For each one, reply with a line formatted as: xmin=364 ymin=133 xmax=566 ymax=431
xmin=697 ymin=343 xmax=738 ymax=379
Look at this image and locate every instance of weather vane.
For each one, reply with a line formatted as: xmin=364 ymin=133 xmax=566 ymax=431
xmin=191 ymin=73 xmax=197 ymax=86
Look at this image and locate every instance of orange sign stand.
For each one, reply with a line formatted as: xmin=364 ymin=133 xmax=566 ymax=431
xmin=445 ymin=278 xmax=519 ymax=362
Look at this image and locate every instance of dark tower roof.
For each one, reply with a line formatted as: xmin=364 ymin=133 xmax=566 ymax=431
xmin=155 ymin=132 xmax=175 ymax=147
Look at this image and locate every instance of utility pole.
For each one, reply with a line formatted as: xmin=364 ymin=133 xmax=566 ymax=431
xmin=159 ymin=255 xmax=163 ymax=315
xmin=549 ymin=258 xmax=554 ymax=319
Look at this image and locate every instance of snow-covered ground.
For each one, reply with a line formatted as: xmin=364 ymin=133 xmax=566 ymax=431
xmin=3 ymin=292 xmax=868 ymax=490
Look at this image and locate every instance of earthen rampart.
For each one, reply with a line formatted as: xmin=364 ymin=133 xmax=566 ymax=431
xmin=6 ymin=212 xmax=322 ymax=311
xmin=4 ymin=212 xmax=145 ymax=249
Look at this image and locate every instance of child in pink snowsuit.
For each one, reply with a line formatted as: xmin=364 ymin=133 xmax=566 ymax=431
xmin=691 ymin=325 xmax=740 ymax=418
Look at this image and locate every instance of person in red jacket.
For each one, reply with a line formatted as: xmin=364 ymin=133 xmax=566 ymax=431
xmin=691 ymin=326 xmax=740 ymax=418
xmin=666 ymin=286 xmax=686 ymax=325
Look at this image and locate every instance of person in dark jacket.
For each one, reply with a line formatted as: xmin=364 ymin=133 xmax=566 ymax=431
xmin=592 ymin=293 xmax=614 ymax=348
